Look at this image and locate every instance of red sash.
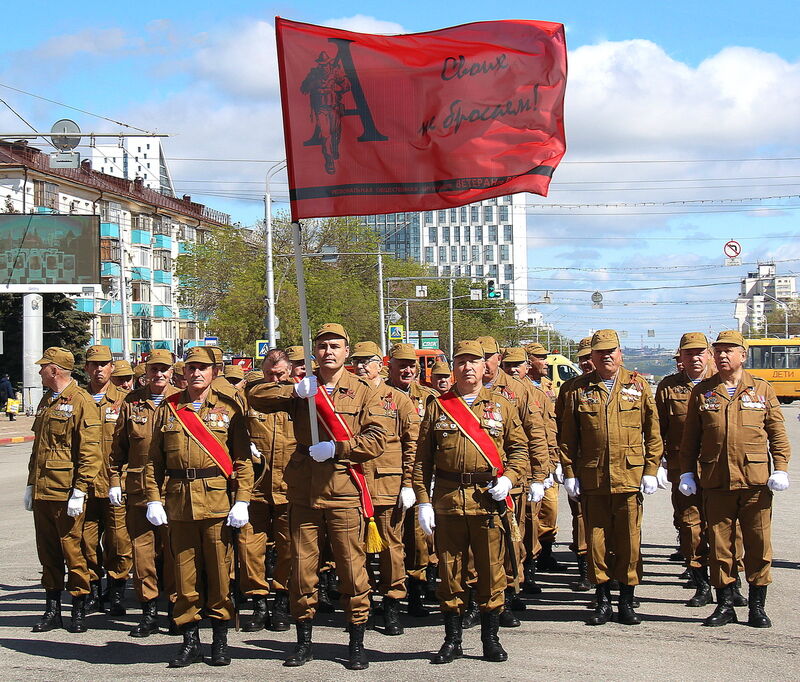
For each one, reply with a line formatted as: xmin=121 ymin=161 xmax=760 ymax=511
xmin=437 ymin=391 xmax=513 ymax=510
xmin=165 ymin=393 xmax=234 ymax=477
xmin=314 ymin=385 xmax=375 ymax=519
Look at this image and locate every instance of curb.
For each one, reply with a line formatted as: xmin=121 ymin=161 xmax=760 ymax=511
xmin=0 ymin=435 xmax=34 ymax=446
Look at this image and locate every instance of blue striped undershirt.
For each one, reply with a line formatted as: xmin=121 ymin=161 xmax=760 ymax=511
xmin=192 ymin=400 xmax=202 ymax=410
xmin=151 ymin=394 xmax=165 ymax=406
xmin=603 ymin=379 xmax=616 ymax=392
xmin=726 ymin=386 xmax=737 ymax=397
xmin=464 ymin=395 xmax=477 ymax=406
xmin=325 ymin=386 xmax=335 ymax=395
xmin=92 ymin=392 xmax=105 ymax=403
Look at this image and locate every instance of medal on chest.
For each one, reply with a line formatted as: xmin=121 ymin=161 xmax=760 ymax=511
xmin=741 ymin=388 xmax=766 ymax=410
xmin=701 ymin=391 xmax=720 ymax=412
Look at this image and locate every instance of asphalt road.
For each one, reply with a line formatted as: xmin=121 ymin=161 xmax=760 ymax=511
xmin=1 ymin=407 xmax=799 ymax=680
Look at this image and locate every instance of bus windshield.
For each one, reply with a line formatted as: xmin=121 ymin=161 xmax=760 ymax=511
xmin=747 ymin=345 xmax=800 ymax=370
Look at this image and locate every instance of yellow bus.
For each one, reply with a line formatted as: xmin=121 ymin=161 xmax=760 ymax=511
xmin=745 ymin=337 xmax=800 ymax=403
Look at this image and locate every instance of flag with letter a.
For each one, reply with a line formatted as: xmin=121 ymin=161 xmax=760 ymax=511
xmin=275 ymin=17 xmax=567 ymax=220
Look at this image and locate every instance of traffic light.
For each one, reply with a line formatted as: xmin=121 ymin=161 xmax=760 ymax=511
xmin=487 ymin=279 xmax=501 ymax=299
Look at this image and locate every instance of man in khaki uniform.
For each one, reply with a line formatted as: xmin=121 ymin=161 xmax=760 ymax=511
xmin=171 ymin=361 xmax=188 ymax=390
xmin=559 ymin=329 xmax=662 ymax=625
xmin=145 ymin=346 xmax=254 ymax=667
xmin=415 ymin=340 xmax=529 ymax=664
xmin=26 ymin=347 xmax=102 ymax=633
xmin=133 ymin=363 xmax=147 ymax=389
xmin=247 ymin=324 xmax=387 ymax=670
xmin=286 ymin=345 xmax=307 ymax=380
xmin=352 ymin=341 xmax=420 ymax=635
xmin=82 ymin=344 xmax=133 ymax=616
xmin=224 ymin=364 xmax=246 ymax=390
xmin=110 ymin=360 xmax=135 ymax=391
xmin=109 ymin=349 xmax=178 ymax=637
xmin=553 ymin=336 xmax=593 ymax=592
xmin=431 ymin=361 xmax=452 ymax=394
xmin=239 ymin=349 xmax=295 ymax=633
xmin=679 ymin=330 xmax=791 ymax=628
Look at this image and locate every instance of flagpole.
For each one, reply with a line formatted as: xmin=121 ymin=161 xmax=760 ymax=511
xmin=292 ymin=220 xmax=320 ymax=444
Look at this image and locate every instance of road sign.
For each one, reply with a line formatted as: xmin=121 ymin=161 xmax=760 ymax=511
xmin=723 ymin=240 xmax=741 ymax=258
xmin=204 ymin=336 xmax=218 ymax=346
xmin=725 ymin=257 xmax=742 ymax=267
xmin=470 ymin=289 xmax=483 ymax=301
xmin=591 ymin=291 xmax=603 ymax=309
xmin=415 ymin=285 xmax=428 ymax=298
xmin=255 ymin=339 xmax=270 ymax=357
xmin=421 ymin=337 xmax=439 ymax=350
xmin=421 ymin=330 xmax=439 ymax=338
xmin=647 ymin=329 xmax=655 ymax=337
xmin=388 ymin=325 xmax=404 ymax=343
xmin=49 ymin=151 xmax=80 ymax=168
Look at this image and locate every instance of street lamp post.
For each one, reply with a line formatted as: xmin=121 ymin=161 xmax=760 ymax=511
xmin=761 ymin=292 xmax=789 ymax=338
xmin=264 ymin=160 xmax=286 ymax=348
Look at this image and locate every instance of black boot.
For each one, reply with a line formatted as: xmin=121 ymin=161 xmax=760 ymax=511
xmin=522 ymin=557 xmax=542 ymax=594
xmin=425 ymin=564 xmax=438 ymax=601
xmin=537 ymin=541 xmax=563 ymax=572
xmin=680 ymin=567 xmax=693 ymax=585
xmin=271 ymin=590 xmax=291 ymax=632
xmin=317 ymin=572 xmax=336 ymax=613
xmin=686 ymin=567 xmax=713 ymax=607
xmin=130 ymin=599 xmax=159 ymax=637
xmin=85 ymin=580 xmax=104 ymax=614
xmin=67 ymin=595 xmax=87 ymax=633
xmin=669 ymin=549 xmax=685 ymax=562
xmin=480 ymin=609 xmax=508 ymax=662
xmin=108 ymin=578 xmax=127 ymax=616
xmin=382 ymin=596 xmax=403 ymax=635
xmin=284 ymin=621 xmax=314 ymax=667
xmin=617 ymin=585 xmax=641 ymax=625
xmin=242 ymin=596 xmax=269 ymax=632
xmin=166 ymin=600 xmax=180 ymax=635
xmin=407 ymin=578 xmax=429 ymax=617
xmin=570 ymin=555 xmax=593 ymax=592
xmin=498 ymin=588 xmax=520 ymax=628
xmin=432 ymin=611 xmax=463 ymax=664
xmin=327 ymin=570 xmax=340 ymax=599
xmin=32 ymin=590 xmax=62 ymax=632
xmin=586 ymin=582 xmax=612 ymax=625
xmin=345 ymin=622 xmax=369 ymax=670
xmin=210 ymin=620 xmax=231 ymax=666
xmin=509 ymin=589 xmax=526 ymax=612
xmin=702 ymin=585 xmax=738 ymax=627
xmin=747 ymin=584 xmax=771 ymax=628
xmin=461 ymin=589 xmax=480 ymax=629
xmin=168 ymin=623 xmax=203 ymax=668
xmin=732 ymin=576 xmax=748 ymax=606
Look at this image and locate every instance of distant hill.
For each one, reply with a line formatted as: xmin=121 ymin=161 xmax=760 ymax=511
xmin=621 ymin=346 xmax=676 ymax=381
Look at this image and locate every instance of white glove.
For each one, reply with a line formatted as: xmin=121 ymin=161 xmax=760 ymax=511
xmin=528 ymin=481 xmax=545 ymax=503
xmin=418 ymin=502 xmax=435 ymax=536
xmin=767 ymin=470 xmax=790 ymax=492
xmin=553 ymin=463 xmax=564 ymax=484
xmin=542 ymin=473 xmax=554 ymax=490
xmin=249 ymin=442 xmax=262 ymax=459
xmin=656 ymin=466 xmax=670 ymax=490
xmin=640 ymin=475 xmax=658 ymax=495
xmin=226 ymin=500 xmax=250 ymax=528
xmin=24 ymin=485 xmax=33 ymax=512
xmin=108 ymin=486 xmax=123 ymax=507
xmin=398 ymin=487 xmax=416 ymax=510
xmin=487 ymin=475 xmax=513 ymax=501
xmin=564 ymin=477 xmax=581 ymax=499
xmin=295 ymin=376 xmax=318 ymax=399
xmin=146 ymin=500 xmax=168 ymax=526
xmin=678 ymin=472 xmax=697 ymax=497
xmin=309 ymin=440 xmax=335 ymax=462
xmin=66 ymin=489 xmax=86 ymax=517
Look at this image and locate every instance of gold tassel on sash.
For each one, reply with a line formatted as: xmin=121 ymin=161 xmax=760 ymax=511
xmin=365 ymin=516 xmax=388 ymax=553
xmin=508 ymin=509 xmax=522 ymax=543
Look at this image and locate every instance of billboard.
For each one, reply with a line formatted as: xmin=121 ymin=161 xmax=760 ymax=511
xmin=0 ymin=214 xmax=100 ymax=293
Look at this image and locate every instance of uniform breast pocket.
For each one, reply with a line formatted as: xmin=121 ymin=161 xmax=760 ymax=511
xmin=577 ymin=404 xmax=600 ymax=429
xmin=48 ymin=414 xmax=71 ymax=436
xmin=161 ymin=425 xmax=183 ymax=451
xmin=618 ymin=403 xmax=641 ymax=427
xmin=670 ymin=398 xmax=688 ymax=417
xmin=743 ymin=453 xmax=769 ymax=486
xmin=43 ymin=458 xmax=73 ymax=491
xmin=204 ymin=477 xmax=230 ymax=512
xmin=740 ymin=409 xmax=765 ymax=428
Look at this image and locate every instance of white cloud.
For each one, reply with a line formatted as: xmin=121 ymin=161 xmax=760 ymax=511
xmin=322 ymin=15 xmax=406 ymax=35
xmin=32 ymin=28 xmax=132 ymax=59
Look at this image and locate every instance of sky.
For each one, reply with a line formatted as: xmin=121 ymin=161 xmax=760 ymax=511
xmin=2 ymin=1 xmax=799 ymax=346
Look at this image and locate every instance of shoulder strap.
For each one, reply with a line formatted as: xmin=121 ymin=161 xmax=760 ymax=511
xmin=165 ymin=393 xmax=233 ymax=477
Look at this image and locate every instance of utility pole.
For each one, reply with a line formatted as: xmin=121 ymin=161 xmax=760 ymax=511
xmin=405 ymin=299 xmax=410 ymax=344
xmin=119 ymin=241 xmax=130 ymax=361
xmin=264 ymin=160 xmax=286 ymax=348
xmin=449 ymin=278 xmax=454 ymax=359
xmin=377 ymin=252 xmax=386 ymax=354
xmin=23 ymin=294 xmax=43 ymax=411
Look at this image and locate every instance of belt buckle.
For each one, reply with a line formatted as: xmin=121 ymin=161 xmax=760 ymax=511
xmin=185 ymin=468 xmax=197 ymax=480
xmin=460 ymin=472 xmax=472 ymax=485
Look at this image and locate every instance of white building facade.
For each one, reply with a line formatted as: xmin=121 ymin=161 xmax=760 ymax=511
xmin=90 ymin=136 xmax=175 ymax=196
xmin=733 ymin=262 xmax=797 ymax=336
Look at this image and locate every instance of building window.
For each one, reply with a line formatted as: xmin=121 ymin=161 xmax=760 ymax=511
xmin=437 ymin=210 xmax=447 ymax=223
xmin=133 ymin=247 xmax=150 ymax=268
xmin=464 ymin=226 xmax=470 ymax=242
xmin=155 ymin=286 xmax=171 ymax=306
xmin=100 ymin=315 xmax=123 ymax=339
xmin=442 ymin=226 xmax=450 ymax=242
xmin=428 ymin=226 xmax=436 ymax=243
xmin=475 ymin=265 xmax=484 ymax=277
xmin=424 ymin=246 xmax=434 ymax=263
xmin=484 ymin=245 xmax=494 ymax=262
xmin=488 ymin=265 xmax=498 ymax=278
xmin=134 ymin=214 xmax=152 ymax=231
xmin=442 ymin=266 xmax=451 ymax=276
xmin=504 ymin=264 xmax=514 ymax=280
xmin=474 ymin=225 xmax=483 ymax=242
xmin=154 ymin=251 xmax=172 ymax=271
xmin=500 ymin=245 xmax=510 ymax=262
xmin=488 ymin=225 xmax=498 ymax=243
xmin=453 ymin=266 xmax=461 ymax=277
xmin=503 ymin=224 xmax=513 ymax=242
xmin=500 ymin=205 xmax=509 ymax=222
xmin=100 ymin=238 xmax=121 ymax=263
xmin=461 ymin=246 xmax=468 ymax=262
xmin=471 ymin=205 xmax=479 ymax=222
xmin=33 ymin=181 xmax=58 ymax=209
xmin=453 ymin=226 xmax=460 ymax=243
xmin=460 ymin=206 xmax=467 ymax=222
xmin=464 ymin=265 xmax=471 ymax=276
xmin=196 ymin=230 xmax=208 ymax=244
xmin=472 ymin=245 xmax=481 ymax=262
xmin=153 ymin=219 xmax=171 ymax=236
xmin=131 ymin=281 xmax=151 ymax=302
xmin=484 ymin=206 xmax=494 ymax=222
xmin=131 ymin=318 xmax=152 ymax=338
xmin=425 ymin=211 xmax=433 ymax=224
xmin=451 ymin=246 xmax=458 ymax=262
xmin=449 ymin=208 xmax=457 ymax=222
xmin=179 ymin=321 xmax=198 ymax=340
xmin=439 ymin=246 xmax=447 ymax=262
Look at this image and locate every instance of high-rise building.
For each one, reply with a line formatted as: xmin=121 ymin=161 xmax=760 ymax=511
xmin=360 ymin=194 xmax=529 ymax=318
xmin=733 ymin=261 xmax=797 ymax=335
xmin=90 ymin=136 xmax=175 ymax=196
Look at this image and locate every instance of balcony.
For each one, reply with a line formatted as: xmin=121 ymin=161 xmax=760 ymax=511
xmin=153 ymin=270 xmax=172 ymax=285
xmin=179 ymin=308 xmax=193 ymax=320
xmin=154 ymin=305 xmax=172 ymax=318
xmin=100 ymin=222 xmax=120 ymax=238
xmin=100 ymin=338 xmax=123 ymax=354
xmin=131 ymin=267 xmax=152 ymax=281
xmin=131 ymin=229 xmax=151 ymax=245
xmin=132 ymin=303 xmax=152 ymax=317
xmin=154 ymin=340 xmax=174 ymax=351
xmin=178 ymin=242 xmax=190 ymax=255
xmin=99 ymin=300 xmax=122 ymax=314
xmin=74 ymin=298 xmax=95 ymax=313
xmin=101 ymin=262 xmax=121 ymax=278
xmin=152 ymin=234 xmax=172 ymax=250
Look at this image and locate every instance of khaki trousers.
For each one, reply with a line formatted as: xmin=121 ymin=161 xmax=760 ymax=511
xmin=703 ymin=487 xmax=773 ymax=587
xmin=371 ymin=504 xmax=407 ymax=599
xmin=504 ymin=493 xmax=526 ymax=590
xmin=524 ymin=499 xmax=543 ymax=561
xmin=289 ymin=504 xmax=371 ymax=624
xmin=568 ymin=496 xmax=587 ymax=556
xmin=82 ymin=495 xmax=133 ymax=581
xmin=126 ymin=503 xmax=176 ymax=603
xmin=237 ymin=500 xmax=291 ymax=595
xmin=435 ymin=513 xmax=506 ymax=613
xmin=33 ymin=499 xmax=91 ymax=596
xmin=170 ymin=518 xmax=233 ymax=625
xmin=537 ymin=483 xmax=559 ymax=543
xmin=670 ymin=485 xmax=707 ymax=568
xmin=403 ymin=510 xmax=435 ymax=581
xmin=582 ymin=492 xmax=643 ymax=586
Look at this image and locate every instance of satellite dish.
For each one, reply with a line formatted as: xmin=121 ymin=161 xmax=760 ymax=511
xmin=50 ymin=119 xmax=81 ymax=151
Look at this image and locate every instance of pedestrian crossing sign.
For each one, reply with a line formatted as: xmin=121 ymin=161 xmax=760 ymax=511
xmin=388 ymin=325 xmax=404 ymax=343
xmin=256 ymin=340 xmax=270 ymax=357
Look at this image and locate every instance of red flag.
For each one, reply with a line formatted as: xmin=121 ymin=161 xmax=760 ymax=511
xmin=275 ymin=17 xmax=567 ymax=220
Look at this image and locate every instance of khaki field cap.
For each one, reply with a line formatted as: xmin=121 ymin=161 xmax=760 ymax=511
xmin=111 ymin=359 xmax=133 ymax=377
xmin=389 ymin=343 xmax=417 ymax=361
xmin=431 ymin=360 xmax=452 ymax=376
xmin=35 ymin=346 xmax=74 ymax=371
xmin=351 ymin=341 xmax=382 ymax=358
xmin=713 ymin=330 xmax=747 ymax=348
xmin=245 ymin=370 xmax=264 ymax=382
xmin=133 ymin=364 xmax=147 ymax=379
xmin=576 ymin=336 xmax=593 ymax=358
xmin=147 ymin=349 xmax=175 ymax=366
xmin=679 ymin=332 xmax=709 ymax=350
xmin=454 ymin=340 xmax=485 ymax=358
xmin=85 ymin=344 xmax=113 ymax=363
xmin=314 ymin=323 xmax=349 ymax=343
xmin=205 ymin=345 xmax=224 ymax=365
xmin=185 ymin=346 xmax=216 ymax=365
xmin=172 ymin=360 xmax=185 ymax=374
xmin=224 ymin=364 xmax=245 ymax=379
xmin=501 ymin=347 xmax=527 ymax=363
xmin=285 ymin=346 xmax=305 ymax=362
xmin=476 ymin=336 xmax=501 ymax=355
xmin=591 ymin=329 xmax=620 ymax=351
xmin=525 ymin=342 xmax=548 ymax=357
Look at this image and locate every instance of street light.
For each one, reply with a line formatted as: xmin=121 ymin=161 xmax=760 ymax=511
xmin=264 ymin=159 xmax=286 ymax=348
xmin=760 ymin=292 xmax=789 ymax=338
